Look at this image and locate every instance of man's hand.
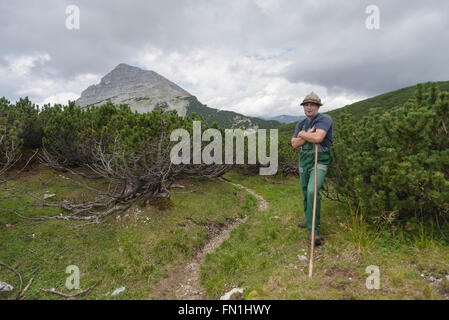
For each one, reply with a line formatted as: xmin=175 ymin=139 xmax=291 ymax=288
xmin=298 ymin=126 xmax=326 ymax=144
xmin=291 ymin=135 xmax=306 ymax=148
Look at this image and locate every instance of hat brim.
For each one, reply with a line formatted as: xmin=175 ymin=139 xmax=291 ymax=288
xmin=300 ymin=101 xmax=322 ymax=106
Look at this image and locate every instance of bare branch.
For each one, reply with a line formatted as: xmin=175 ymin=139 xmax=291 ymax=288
xmin=40 ymin=282 xmax=98 ymax=298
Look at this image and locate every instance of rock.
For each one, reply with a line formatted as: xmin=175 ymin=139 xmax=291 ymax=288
xmin=0 ymin=282 xmax=14 ymax=293
xmin=446 ymin=275 xmax=449 ymax=281
xmin=44 ymin=193 xmax=56 ymax=199
xmin=111 ymin=287 xmax=126 ymax=296
xmin=118 ymin=247 xmax=123 ymax=253
xmin=297 ymin=254 xmax=307 ymax=261
xmin=220 ymin=288 xmax=244 ymax=300
xmin=76 ymin=63 xmax=191 ymax=116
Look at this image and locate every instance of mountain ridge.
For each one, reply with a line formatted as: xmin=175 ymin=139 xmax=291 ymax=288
xmin=76 ymin=63 xmax=280 ymax=129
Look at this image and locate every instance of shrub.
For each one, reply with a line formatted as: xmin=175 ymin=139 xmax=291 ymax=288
xmin=328 ymin=84 xmax=449 ymax=224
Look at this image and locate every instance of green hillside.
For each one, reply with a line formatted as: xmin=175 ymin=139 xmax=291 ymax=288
xmin=328 ymin=81 xmax=449 ymax=120
xmin=185 ymin=96 xmax=281 ymax=129
xmin=278 ymin=80 xmax=449 ymax=135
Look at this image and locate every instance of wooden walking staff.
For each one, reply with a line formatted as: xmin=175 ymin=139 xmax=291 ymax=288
xmin=308 ymin=143 xmax=319 ymax=278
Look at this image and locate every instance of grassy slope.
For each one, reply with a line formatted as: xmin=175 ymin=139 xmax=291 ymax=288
xmin=0 ymin=166 xmax=257 ymax=300
xmin=201 ymin=173 xmax=449 ymax=300
xmin=327 ymin=81 xmax=449 ymax=120
xmin=1 ymin=167 xmax=448 ymax=300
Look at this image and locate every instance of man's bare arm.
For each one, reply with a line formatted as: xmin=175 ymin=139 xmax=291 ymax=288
xmin=298 ymin=128 xmax=327 ymax=144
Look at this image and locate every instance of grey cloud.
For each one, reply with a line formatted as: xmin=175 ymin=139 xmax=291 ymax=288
xmin=1 ymin=0 xmax=448 ymax=103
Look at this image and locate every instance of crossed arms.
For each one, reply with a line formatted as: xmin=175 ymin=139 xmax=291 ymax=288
xmin=291 ymin=127 xmax=327 ymax=149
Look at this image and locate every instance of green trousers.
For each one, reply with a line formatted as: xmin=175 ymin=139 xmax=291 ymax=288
xmin=299 ymin=147 xmax=331 ymax=235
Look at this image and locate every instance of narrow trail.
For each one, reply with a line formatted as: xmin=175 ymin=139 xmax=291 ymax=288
xmin=150 ymin=181 xmax=268 ymax=300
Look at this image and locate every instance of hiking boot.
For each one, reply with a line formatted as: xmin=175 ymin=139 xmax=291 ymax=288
xmin=298 ymin=221 xmax=307 ymax=228
xmin=308 ymin=234 xmax=323 ymax=247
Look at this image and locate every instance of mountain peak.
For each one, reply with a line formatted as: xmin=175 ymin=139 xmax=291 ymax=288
xmin=100 ymin=63 xmax=157 ymax=85
xmin=115 ymin=62 xmax=134 ymax=69
xmin=109 ymin=63 xmax=148 ymax=74
xmin=76 ymin=63 xmax=191 ymax=115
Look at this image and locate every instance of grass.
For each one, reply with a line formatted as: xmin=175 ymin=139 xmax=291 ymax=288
xmin=200 ymin=172 xmax=449 ymax=300
xmin=0 ymin=165 xmax=256 ymax=299
xmin=1 ymin=166 xmax=448 ymax=300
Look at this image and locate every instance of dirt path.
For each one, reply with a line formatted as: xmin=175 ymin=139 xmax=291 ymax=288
xmin=150 ymin=181 xmax=268 ymax=300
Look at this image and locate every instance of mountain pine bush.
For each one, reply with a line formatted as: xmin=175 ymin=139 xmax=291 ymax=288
xmin=328 ymin=84 xmax=449 ymax=226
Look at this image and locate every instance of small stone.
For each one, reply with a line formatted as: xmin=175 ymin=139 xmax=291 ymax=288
xmin=297 ymin=254 xmax=307 ymax=261
xmin=220 ymin=288 xmax=244 ymax=300
xmin=111 ymin=287 xmax=126 ymax=296
xmin=0 ymin=282 xmax=14 ymax=293
xmin=349 ymin=277 xmax=352 ymax=281
xmin=446 ymin=275 xmax=449 ymax=281
xmin=44 ymin=193 xmax=56 ymax=200
xmin=118 ymin=247 xmax=123 ymax=253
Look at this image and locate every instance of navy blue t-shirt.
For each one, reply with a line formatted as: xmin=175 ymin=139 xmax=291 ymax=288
xmin=292 ymin=113 xmax=333 ymax=148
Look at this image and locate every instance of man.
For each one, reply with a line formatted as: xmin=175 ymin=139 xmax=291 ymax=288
xmin=291 ymin=92 xmax=333 ymax=246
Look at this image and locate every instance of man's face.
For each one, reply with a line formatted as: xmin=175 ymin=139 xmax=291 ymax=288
xmin=303 ymin=102 xmax=320 ymax=118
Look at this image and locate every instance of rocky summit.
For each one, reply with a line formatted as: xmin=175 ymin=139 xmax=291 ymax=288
xmin=75 ymin=63 xmax=192 ymax=116
xmin=76 ymin=63 xmax=281 ymax=130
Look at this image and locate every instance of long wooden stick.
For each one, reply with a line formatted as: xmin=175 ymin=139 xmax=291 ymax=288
xmin=308 ymin=143 xmax=318 ymax=278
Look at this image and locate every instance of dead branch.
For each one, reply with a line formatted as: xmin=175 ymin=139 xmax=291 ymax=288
xmin=40 ymin=282 xmax=98 ymax=298
xmin=0 ymin=262 xmax=23 ymax=294
xmin=219 ymin=176 xmax=232 ymax=182
xmin=0 ymin=262 xmax=32 ymax=300
xmin=0 ymin=148 xmax=39 ymax=184
xmin=16 ymin=278 xmax=34 ymax=300
xmin=17 ymin=123 xmax=233 ymax=226
xmin=0 ymin=130 xmax=23 ymax=180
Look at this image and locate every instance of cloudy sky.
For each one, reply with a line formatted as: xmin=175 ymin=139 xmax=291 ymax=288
xmin=1 ymin=0 xmax=448 ymax=117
